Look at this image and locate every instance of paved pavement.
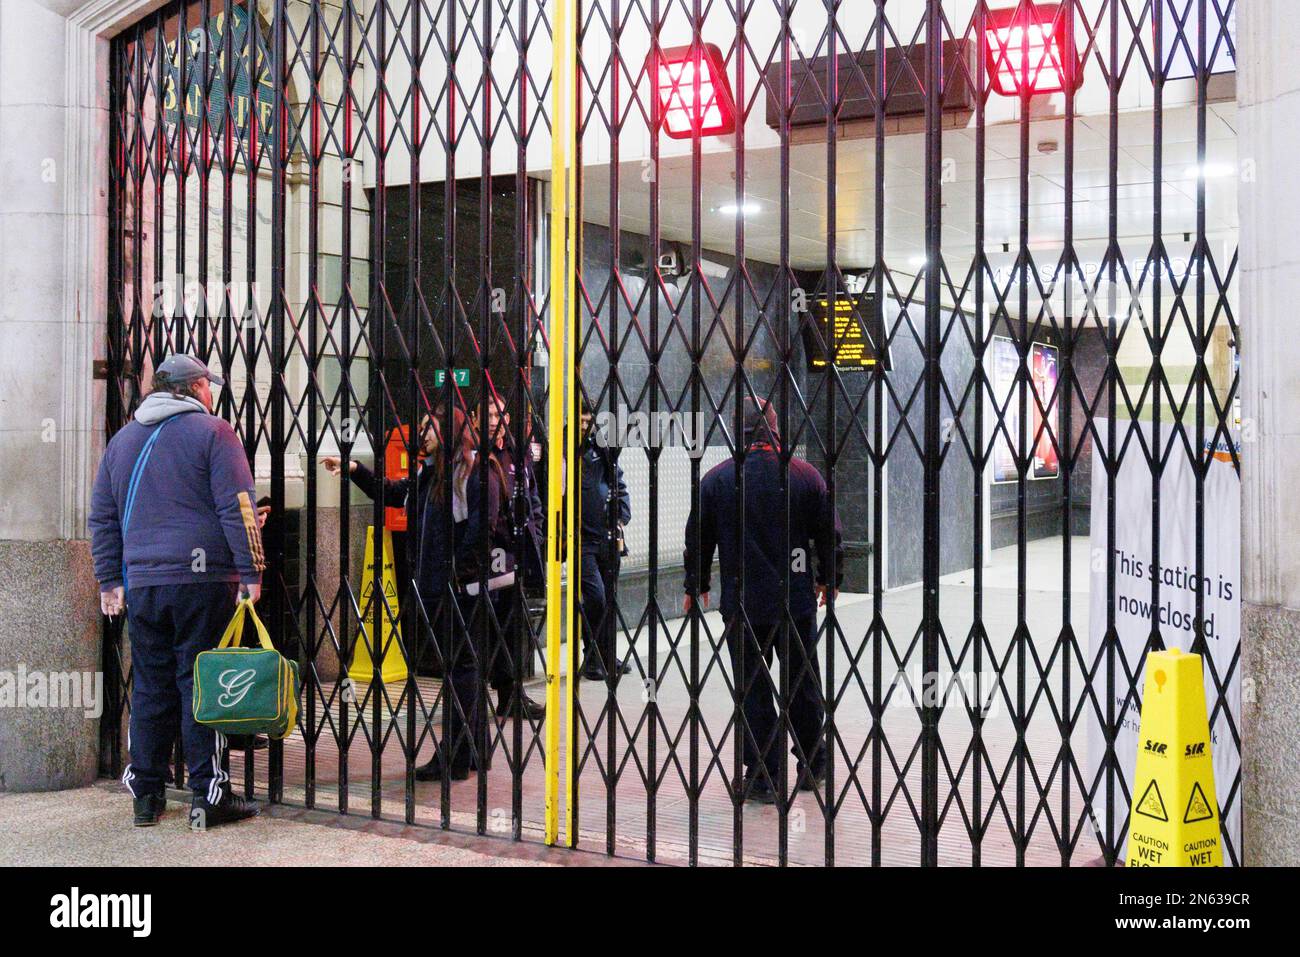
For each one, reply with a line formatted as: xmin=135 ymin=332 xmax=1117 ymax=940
xmin=187 ymin=536 xmax=1105 ymax=866
xmin=0 ymin=782 xmax=576 ymax=867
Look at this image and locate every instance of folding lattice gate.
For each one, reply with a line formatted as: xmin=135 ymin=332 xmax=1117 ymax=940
xmin=103 ymin=0 xmax=1241 ymax=865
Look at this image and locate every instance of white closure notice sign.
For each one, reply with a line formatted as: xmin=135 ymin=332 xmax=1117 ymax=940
xmin=1087 ymin=419 xmax=1241 ymax=862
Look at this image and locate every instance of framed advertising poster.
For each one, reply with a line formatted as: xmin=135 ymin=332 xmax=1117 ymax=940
xmin=1031 ymin=342 xmax=1060 ymax=479
xmin=990 ymin=337 xmax=1059 ymax=482
xmin=991 ymin=337 xmax=1020 ymax=483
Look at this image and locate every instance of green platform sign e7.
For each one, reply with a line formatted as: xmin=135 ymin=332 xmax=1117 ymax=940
xmin=434 ymin=369 xmax=470 ymax=387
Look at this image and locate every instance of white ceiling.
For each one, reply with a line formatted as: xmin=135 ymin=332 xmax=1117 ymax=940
xmin=580 ymin=102 xmax=1239 ymax=274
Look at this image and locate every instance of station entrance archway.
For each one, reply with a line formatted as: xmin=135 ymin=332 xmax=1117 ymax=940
xmin=103 ymin=0 xmax=1242 ymax=865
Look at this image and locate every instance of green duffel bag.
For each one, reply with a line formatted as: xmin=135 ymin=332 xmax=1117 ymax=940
xmin=193 ymin=599 xmax=300 ymax=740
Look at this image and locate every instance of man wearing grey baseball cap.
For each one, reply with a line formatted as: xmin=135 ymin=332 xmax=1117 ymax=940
xmin=89 ymin=353 xmax=263 ymax=829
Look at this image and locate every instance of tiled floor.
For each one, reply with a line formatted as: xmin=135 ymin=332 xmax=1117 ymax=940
xmin=230 ymin=537 xmax=1112 ymax=866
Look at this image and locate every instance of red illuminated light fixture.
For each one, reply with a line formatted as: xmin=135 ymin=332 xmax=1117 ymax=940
xmin=985 ymin=3 xmax=1079 ymax=97
xmin=654 ymin=43 xmax=737 ymax=139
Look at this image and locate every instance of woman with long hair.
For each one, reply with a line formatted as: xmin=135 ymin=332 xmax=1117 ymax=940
xmin=323 ymin=402 xmax=505 ymax=781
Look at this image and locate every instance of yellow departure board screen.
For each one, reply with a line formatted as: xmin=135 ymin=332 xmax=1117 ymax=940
xmin=803 ymin=294 xmax=888 ymax=371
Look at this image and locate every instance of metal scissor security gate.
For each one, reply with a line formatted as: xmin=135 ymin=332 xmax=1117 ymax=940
xmin=105 ymin=0 xmax=1242 ymax=866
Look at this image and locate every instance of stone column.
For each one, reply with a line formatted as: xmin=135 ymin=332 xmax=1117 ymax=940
xmin=0 ymin=0 xmax=108 ymax=791
xmin=1238 ymin=0 xmax=1300 ymax=866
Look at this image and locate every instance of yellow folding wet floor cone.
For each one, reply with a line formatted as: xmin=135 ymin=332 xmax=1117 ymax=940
xmin=348 ymin=525 xmax=408 ymax=686
xmin=1126 ymin=649 xmax=1221 ymax=867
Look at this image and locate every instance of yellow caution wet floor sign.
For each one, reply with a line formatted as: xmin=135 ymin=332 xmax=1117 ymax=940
xmin=1126 ymin=649 xmax=1221 ymax=867
xmin=348 ymin=525 xmax=409 ymax=686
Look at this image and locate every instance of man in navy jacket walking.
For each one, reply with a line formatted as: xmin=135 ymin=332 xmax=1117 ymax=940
xmin=90 ymin=354 xmax=264 ymax=829
xmin=683 ymin=398 xmax=843 ymax=804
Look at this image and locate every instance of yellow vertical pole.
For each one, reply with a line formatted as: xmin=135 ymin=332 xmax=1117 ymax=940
xmin=543 ymin=0 xmax=574 ymax=847
xmin=563 ymin=44 xmax=581 ymax=847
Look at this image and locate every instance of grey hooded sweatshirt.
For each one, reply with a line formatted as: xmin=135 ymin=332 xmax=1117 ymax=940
xmin=89 ymin=392 xmax=265 ymax=590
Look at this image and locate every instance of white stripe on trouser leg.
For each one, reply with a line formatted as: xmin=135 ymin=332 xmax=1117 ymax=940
xmin=207 ymin=734 xmax=221 ymax=805
xmin=217 ymin=731 xmax=229 ymax=795
xmin=208 ymin=731 xmax=229 ymax=805
xmin=122 ymin=726 xmax=137 ymax=796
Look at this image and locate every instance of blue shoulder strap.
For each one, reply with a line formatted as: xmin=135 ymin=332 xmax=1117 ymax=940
xmin=120 ymin=417 xmax=175 ymax=590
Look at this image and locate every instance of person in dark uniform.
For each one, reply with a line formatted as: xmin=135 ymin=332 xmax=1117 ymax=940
xmin=578 ymin=401 xmax=632 ymax=682
xmin=683 ymin=398 xmax=843 ymax=803
xmin=474 ymin=388 xmax=546 ymax=719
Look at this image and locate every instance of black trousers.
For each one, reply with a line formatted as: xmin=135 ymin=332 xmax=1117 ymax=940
xmin=123 ymin=581 xmax=239 ymax=802
xmin=485 ymin=590 xmax=525 ymax=693
xmin=579 ymin=548 xmax=619 ymax=668
xmin=725 ymin=613 xmax=826 ymax=781
xmin=427 ymin=591 xmax=487 ymax=772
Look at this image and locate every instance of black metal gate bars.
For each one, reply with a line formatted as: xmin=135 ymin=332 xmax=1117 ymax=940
xmin=104 ymin=0 xmax=1242 ymax=865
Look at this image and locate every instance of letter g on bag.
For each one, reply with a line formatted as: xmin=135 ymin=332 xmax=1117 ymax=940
xmin=217 ymin=668 xmax=257 ymax=708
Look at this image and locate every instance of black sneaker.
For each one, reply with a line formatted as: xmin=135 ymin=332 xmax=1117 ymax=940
xmin=579 ymin=657 xmax=608 ymax=681
xmin=415 ymin=755 xmax=470 ymax=781
xmin=132 ymin=793 xmax=166 ymax=827
xmin=497 ymin=690 xmax=546 ymax=720
xmin=190 ymin=792 xmax=260 ymax=831
xmin=797 ymin=765 xmax=827 ymax=792
xmin=742 ymin=773 xmax=779 ymax=805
